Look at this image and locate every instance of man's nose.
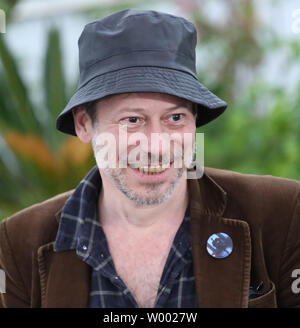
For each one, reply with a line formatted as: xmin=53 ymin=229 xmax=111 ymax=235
xmin=141 ymin=120 xmax=170 ymax=162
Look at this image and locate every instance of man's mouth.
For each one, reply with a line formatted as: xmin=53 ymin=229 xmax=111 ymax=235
xmin=128 ymin=164 xmax=171 ymax=175
xmin=137 ymin=166 xmax=167 ymax=175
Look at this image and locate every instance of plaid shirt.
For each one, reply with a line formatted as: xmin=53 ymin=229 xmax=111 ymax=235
xmin=54 ymin=165 xmax=198 ymax=308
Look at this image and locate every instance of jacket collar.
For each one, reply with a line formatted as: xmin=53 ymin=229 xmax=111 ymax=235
xmin=188 ymin=169 xmax=227 ymax=216
xmin=39 ymin=168 xmax=251 ymax=308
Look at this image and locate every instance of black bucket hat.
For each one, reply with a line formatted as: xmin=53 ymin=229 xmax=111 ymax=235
xmin=56 ymin=9 xmax=227 ymax=136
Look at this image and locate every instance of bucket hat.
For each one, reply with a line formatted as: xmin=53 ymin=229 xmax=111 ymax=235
xmin=56 ymin=9 xmax=227 ymax=135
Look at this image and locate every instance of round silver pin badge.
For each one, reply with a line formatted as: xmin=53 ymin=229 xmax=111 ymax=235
xmin=206 ymin=232 xmax=233 ymax=259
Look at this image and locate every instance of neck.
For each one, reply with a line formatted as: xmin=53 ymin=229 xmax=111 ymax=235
xmin=98 ymin=171 xmax=189 ymax=233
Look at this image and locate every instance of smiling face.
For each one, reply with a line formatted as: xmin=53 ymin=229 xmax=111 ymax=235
xmin=74 ymin=92 xmax=196 ymax=206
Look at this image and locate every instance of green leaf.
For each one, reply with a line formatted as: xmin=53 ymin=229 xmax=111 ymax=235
xmin=0 ymin=35 xmax=41 ymax=134
xmin=44 ymin=28 xmax=66 ymax=119
xmin=43 ymin=28 xmax=66 ymax=150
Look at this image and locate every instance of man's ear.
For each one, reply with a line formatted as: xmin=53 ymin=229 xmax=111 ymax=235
xmin=72 ymin=106 xmax=94 ymax=143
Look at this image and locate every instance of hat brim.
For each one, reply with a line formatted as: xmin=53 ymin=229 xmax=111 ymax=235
xmin=56 ymin=66 xmax=227 ymax=136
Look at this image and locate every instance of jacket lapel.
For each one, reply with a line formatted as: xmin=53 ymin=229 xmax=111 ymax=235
xmin=37 ymin=209 xmax=91 ymax=308
xmin=188 ymin=172 xmax=252 ymax=307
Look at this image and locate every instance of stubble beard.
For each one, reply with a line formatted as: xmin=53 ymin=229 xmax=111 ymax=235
xmin=101 ymin=166 xmax=185 ymax=207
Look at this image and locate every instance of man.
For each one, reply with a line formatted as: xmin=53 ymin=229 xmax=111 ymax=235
xmin=0 ymin=9 xmax=300 ymax=308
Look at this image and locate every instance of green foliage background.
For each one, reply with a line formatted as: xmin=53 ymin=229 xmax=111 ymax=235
xmin=0 ymin=0 xmax=299 ymax=220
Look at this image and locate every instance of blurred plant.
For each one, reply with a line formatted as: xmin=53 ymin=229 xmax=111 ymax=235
xmin=177 ymin=0 xmax=300 ymax=181
xmin=0 ymin=0 xmax=94 ymax=220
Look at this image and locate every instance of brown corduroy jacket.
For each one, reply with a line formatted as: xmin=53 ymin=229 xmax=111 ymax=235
xmin=0 ymin=167 xmax=300 ymax=308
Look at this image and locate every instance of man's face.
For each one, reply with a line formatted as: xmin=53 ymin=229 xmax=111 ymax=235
xmin=91 ymin=92 xmax=196 ymax=206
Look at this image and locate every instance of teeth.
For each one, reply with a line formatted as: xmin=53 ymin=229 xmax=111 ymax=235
xmin=138 ymin=166 xmax=166 ymax=174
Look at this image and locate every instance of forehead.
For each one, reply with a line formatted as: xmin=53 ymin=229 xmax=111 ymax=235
xmin=97 ymin=92 xmax=192 ymax=114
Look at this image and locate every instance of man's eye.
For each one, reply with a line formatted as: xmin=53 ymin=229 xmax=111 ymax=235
xmin=169 ymin=114 xmax=183 ymax=122
xmin=126 ymin=117 xmax=139 ymax=123
xmin=121 ymin=117 xmax=142 ymax=125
